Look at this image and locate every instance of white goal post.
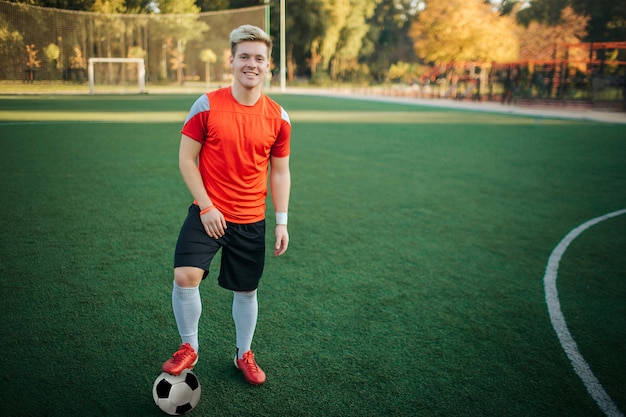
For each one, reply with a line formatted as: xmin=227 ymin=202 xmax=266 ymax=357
xmin=88 ymin=58 xmax=146 ymax=95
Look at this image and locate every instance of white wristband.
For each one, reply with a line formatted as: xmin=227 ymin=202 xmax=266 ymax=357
xmin=275 ymin=212 xmax=288 ymax=225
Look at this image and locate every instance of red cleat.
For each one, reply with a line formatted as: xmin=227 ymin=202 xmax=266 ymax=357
xmin=162 ymin=343 xmax=198 ymax=376
xmin=234 ymin=350 xmax=266 ymax=386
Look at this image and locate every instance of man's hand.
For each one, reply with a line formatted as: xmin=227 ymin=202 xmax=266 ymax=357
xmin=274 ymin=224 xmax=289 ymax=256
xmin=200 ymin=208 xmax=227 ymax=239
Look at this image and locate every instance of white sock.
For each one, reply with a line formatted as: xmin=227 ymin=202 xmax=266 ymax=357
xmin=232 ymin=290 xmax=258 ymax=359
xmin=172 ymin=281 xmax=202 ymax=353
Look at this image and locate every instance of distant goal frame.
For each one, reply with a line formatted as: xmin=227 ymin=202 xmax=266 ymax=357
xmin=88 ymin=58 xmax=146 ymax=95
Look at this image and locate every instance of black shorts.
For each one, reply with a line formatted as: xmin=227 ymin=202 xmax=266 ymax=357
xmin=174 ymin=204 xmax=266 ymax=291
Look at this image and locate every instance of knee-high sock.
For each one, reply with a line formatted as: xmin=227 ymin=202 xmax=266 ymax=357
xmin=232 ymin=290 xmax=258 ymax=358
xmin=172 ymin=281 xmax=202 ymax=353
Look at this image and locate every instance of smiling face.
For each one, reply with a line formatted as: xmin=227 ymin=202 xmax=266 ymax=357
xmin=229 ymin=41 xmax=270 ymax=92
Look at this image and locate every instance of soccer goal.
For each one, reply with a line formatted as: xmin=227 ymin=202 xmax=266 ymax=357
xmin=88 ymin=58 xmax=146 ymax=95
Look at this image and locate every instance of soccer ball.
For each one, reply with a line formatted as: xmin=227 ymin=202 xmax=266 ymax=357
xmin=153 ymin=370 xmax=201 ymax=415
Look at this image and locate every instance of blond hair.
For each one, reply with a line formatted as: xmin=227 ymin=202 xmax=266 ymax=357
xmin=230 ymin=25 xmax=272 ymax=57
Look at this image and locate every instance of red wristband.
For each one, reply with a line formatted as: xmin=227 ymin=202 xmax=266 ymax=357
xmin=200 ymin=205 xmax=215 ymax=215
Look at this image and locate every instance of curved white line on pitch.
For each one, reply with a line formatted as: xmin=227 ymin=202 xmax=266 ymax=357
xmin=544 ymin=209 xmax=626 ymax=417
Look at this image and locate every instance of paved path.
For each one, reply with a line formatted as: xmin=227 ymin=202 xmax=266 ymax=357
xmin=279 ymin=87 xmax=626 ymax=125
xmin=4 ymin=84 xmax=624 ymax=124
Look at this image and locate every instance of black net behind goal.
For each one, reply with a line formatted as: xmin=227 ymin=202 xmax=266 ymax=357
xmin=0 ymin=1 xmax=266 ymax=86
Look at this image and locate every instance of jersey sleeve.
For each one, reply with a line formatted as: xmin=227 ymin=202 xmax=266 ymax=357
xmin=181 ymin=94 xmax=210 ymax=143
xmin=271 ymin=107 xmax=291 ymax=158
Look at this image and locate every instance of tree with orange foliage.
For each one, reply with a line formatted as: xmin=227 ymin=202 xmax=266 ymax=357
xmin=409 ymin=0 xmax=519 ymax=64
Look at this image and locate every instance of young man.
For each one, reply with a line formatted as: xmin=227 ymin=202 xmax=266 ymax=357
xmin=161 ymin=25 xmax=291 ymax=386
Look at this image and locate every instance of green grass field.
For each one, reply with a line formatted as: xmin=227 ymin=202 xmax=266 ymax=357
xmin=1 ymin=93 xmax=625 ymax=417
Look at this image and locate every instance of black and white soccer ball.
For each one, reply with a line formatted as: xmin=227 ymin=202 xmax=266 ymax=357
xmin=153 ymin=370 xmax=201 ymax=415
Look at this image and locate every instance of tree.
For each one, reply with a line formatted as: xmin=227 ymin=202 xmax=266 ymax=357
xmin=25 ymin=43 xmax=41 ymax=81
xmin=299 ymin=0 xmax=382 ymax=82
xmin=92 ymin=0 xmax=126 ymax=13
xmin=157 ymin=0 xmax=200 ymax=14
xmin=156 ymin=0 xmax=208 ymax=84
xmin=199 ymin=48 xmax=216 ymax=86
xmin=44 ymin=43 xmax=60 ymax=78
xmin=329 ymin=0 xmax=380 ymax=80
xmin=279 ymin=0 xmax=329 ymax=79
xmin=516 ymin=0 xmax=570 ymax=26
xmin=363 ymin=0 xmax=421 ymax=82
xmin=410 ymin=0 xmax=519 ymax=64
xmin=11 ymin=0 xmax=95 ymax=10
xmin=317 ymin=0 xmax=350 ymax=73
xmin=570 ymin=0 xmax=626 ymax=42
xmin=7 ymin=0 xmax=152 ymax=12
xmin=518 ymin=6 xmax=588 ymax=61
xmin=195 ymin=0 xmax=260 ymax=12
xmin=505 ymin=0 xmax=624 ymax=42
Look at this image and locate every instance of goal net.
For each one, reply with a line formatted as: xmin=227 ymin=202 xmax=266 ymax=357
xmin=0 ymin=1 xmax=266 ymax=91
xmin=88 ymin=58 xmax=145 ymax=94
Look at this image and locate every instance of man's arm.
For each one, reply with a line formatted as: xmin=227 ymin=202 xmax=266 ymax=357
xmin=179 ymin=134 xmax=226 ymax=238
xmin=270 ymin=155 xmax=291 ymax=256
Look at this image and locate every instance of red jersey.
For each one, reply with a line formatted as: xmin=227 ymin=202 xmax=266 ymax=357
xmin=181 ymin=87 xmax=291 ymax=224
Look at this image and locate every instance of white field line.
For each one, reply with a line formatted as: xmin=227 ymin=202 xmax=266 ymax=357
xmin=544 ymin=209 xmax=626 ymax=417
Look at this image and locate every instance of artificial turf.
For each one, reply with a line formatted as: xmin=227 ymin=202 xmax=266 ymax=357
xmin=0 ymin=93 xmax=624 ymax=416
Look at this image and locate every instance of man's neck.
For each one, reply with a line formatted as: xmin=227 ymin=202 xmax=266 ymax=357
xmin=231 ymin=84 xmax=262 ymax=106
